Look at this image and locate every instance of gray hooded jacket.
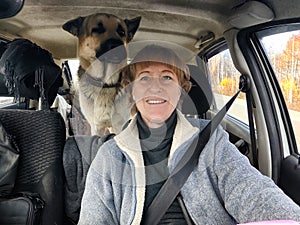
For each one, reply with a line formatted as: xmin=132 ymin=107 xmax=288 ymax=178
xmin=78 ymin=110 xmax=300 ymax=225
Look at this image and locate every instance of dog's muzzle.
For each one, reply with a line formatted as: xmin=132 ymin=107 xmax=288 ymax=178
xmin=97 ymin=39 xmax=127 ymax=64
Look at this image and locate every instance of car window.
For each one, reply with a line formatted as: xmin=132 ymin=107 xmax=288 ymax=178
xmin=208 ymin=49 xmax=248 ymax=124
xmin=67 ymin=59 xmax=80 ymax=89
xmin=0 ymin=96 xmax=14 ymax=108
xmin=259 ymin=29 xmax=300 ymax=153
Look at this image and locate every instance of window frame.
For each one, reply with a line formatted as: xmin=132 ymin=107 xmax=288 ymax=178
xmin=237 ymin=18 xmax=300 ymax=181
xmin=256 ymin=24 xmax=300 ymax=156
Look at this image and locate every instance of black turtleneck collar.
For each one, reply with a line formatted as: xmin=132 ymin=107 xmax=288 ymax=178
xmin=137 ymin=110 xmax=177 ymax=141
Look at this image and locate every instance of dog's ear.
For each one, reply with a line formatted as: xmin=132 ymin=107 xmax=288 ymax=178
xmin=62 ymin=16 xmax=85 ymax=37
xmin=124 ymin=16 xmax=141 ymax=42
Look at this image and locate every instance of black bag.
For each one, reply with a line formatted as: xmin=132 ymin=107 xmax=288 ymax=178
xmin=0 ymin=192 xmax=44 ymax=225
xmin=0 ymin=120 xmax=19 ymax=195
xmin=0 ymin=38 xmax=63 ymax=109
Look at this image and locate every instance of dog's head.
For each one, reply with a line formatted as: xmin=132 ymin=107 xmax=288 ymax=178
xmin=63 ymin=13 xmax=141 ymax=69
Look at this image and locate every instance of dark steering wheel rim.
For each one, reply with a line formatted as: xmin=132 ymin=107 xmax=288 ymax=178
xmin=0 ymin=0 xmax=24 ymax=19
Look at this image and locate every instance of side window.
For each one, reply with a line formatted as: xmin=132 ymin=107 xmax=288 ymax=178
xmin=0 ymin=97 xmax=15 ymax=108
xmin=259 ymin=29 xmax=300 ymax=152
xmin=208 ymin=49 xmax=248 ymax=124
xmin=67 ymin=59 xmax=80 ymax=89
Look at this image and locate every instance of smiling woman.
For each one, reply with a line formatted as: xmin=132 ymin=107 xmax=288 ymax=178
xmin=132 ymin=63 xmax=181 ymax=128
xmin=123 ymin=45 xmax=191 ymax=128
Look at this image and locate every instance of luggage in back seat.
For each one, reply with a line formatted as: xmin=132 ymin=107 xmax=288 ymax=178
xmin=0 ymin=38 xmax=63 ymax=110
xmin=0 ymin=109 xmax=66 ymax=225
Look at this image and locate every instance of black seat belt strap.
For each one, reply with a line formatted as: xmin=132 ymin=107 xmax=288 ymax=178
xmin=177 ymin=194 xmax=194 ymax=225
xmin=245 ymin=87 xmax=258 ymax=169
xmin=143 ymin=75 xmax=250 ymax=225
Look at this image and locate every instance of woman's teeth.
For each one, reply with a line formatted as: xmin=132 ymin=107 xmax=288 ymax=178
xmin=146 ymin=99 xmax=165 ymax=104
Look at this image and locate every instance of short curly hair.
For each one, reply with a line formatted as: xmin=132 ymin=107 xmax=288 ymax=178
xmin=122 ymin=45 xmax=192 ymax=93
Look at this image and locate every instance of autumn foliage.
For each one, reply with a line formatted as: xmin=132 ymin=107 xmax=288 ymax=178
xmin=269 ymin=33 xmax=300 ymax=111
xmin=209 ymin=32 xmax=300 ymax=111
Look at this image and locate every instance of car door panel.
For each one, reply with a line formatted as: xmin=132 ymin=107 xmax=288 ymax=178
xmin=279 ymin=155 xmax=300 ymax=206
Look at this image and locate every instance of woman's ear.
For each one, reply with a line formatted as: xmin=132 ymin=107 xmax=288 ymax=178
xmin=177 ymin=86 xmax=188 ymax=110
xmin=182 ymin=80 xmax=192 ymax=93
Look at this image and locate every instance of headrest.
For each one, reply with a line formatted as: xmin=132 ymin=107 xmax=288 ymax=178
xmin=0 ymin=38 xmax=63 ymax=108
xmin=181 ymin=64 xmax=213 ymax=116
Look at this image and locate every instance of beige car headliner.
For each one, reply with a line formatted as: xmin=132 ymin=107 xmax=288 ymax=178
xmin=0 ymin=0 xmax=299 ymax=60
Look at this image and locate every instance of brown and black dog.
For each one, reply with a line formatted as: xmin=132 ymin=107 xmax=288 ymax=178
xmin=63 ymin=13 xmax=141 ymax=136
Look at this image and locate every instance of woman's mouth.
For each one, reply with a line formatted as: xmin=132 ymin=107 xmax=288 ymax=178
xmin=146 ymin=99 xmax=166 ymax=104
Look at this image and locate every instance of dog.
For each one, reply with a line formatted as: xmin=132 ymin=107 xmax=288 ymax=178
xmin=63 ymin=13 xmax=141 ymax=136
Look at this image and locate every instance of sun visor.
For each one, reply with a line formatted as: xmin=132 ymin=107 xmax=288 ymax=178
xmin=227 ymin=1 xmax=274 ymax=29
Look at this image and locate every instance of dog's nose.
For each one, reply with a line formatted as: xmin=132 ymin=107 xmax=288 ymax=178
xmin=97 ymin=39 xmax=127 ymax=63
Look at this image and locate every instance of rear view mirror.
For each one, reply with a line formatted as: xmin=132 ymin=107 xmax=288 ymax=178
xmin=0 ymin=0 xmax=24 ymax=19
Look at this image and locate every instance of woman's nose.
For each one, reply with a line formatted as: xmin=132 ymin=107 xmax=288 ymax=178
xmin=148 ymin=77 xmax=162 ymax=90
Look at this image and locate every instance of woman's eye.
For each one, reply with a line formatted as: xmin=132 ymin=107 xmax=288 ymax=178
xmin=162 ymin=75 xmax=172 ymax=80
xmin=140 ymin=76 xmax=150 ymax=81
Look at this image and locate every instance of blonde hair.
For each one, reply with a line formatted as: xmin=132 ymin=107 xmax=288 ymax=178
xmin=122 ymin=45 xmax=192 ymax=93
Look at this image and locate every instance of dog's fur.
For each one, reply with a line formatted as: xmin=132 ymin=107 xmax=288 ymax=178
xmin=63 ymin=13 xmax=141 ymax=136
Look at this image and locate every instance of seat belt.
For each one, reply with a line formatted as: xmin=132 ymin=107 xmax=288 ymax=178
xmin=245 ymin=87 xmax=259 ymax=169
xmin=143 ymin=74 xmax=250 ymax=225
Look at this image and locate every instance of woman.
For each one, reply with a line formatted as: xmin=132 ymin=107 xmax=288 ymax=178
xmin=78 ymin=45 xmax=300 ymax=224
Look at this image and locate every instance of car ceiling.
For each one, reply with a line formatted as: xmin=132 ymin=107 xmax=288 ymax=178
xmin=0 ymin=0 xmax=300 ymax=60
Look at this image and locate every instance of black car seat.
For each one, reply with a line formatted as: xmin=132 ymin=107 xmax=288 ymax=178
xmin=0 ymin=109 xmax=66 ymax=225
xmin=181 ymin=64 xmax=213 ymax=117
xmin=0 ymin=38 xmax=67 ymax=224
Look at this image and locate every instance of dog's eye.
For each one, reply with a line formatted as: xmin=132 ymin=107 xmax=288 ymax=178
xmin=92 ymin=23 xmax=106 ymax=34
xmin=117 ymin=25 xmax=125 ymax=37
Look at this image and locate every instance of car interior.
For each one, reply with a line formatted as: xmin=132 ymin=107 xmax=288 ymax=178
xmin=0 ymin=0 xmax=300 ymax=224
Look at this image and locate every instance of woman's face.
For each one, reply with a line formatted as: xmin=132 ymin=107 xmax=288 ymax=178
xmin=132 ymin=62 xmax=181 ymax=128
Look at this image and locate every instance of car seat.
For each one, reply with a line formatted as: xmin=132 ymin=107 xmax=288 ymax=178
xmin=0 ymin=109 xmax=66 ymax=225
xmin=181 ymin=64 xmax=213 ymax=117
